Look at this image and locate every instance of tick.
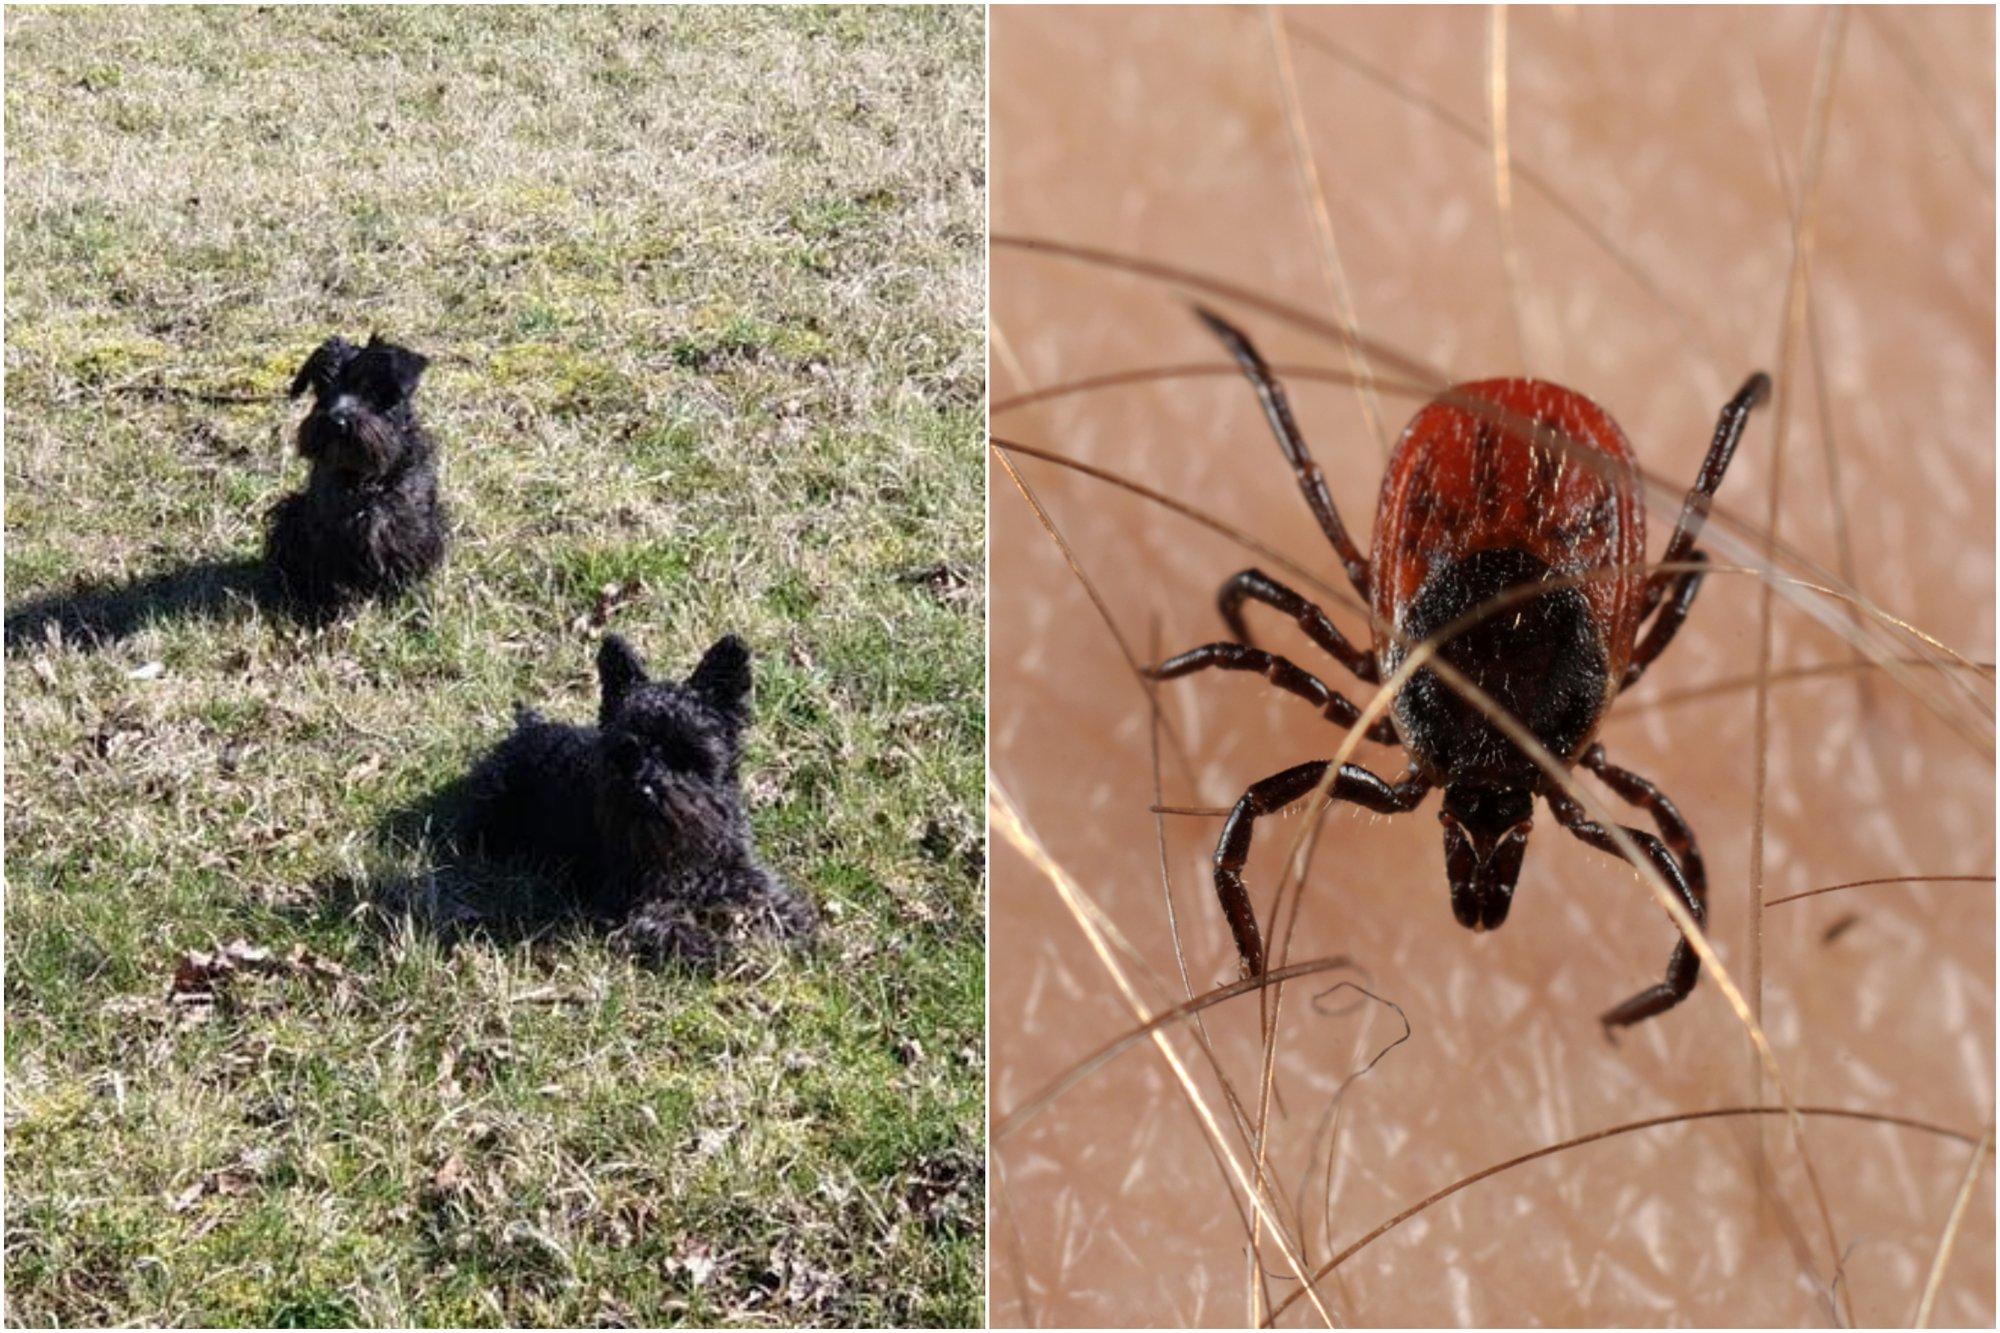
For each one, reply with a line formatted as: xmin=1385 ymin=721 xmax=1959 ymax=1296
xmin=1149 ymin=308 xmax=1769 ymax=1031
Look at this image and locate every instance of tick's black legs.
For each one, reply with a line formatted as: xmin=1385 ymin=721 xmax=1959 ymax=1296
xmin=1193 ymin=306 xmax=1373 ymax=602
xmin=1625 ymin=550 xmax=1709 ymax=687
xmin=1213 ymin=761 xmax=1431 ymax=976
xmin=1580 ymin=743 xmax=1707 ymax=907
xmin=1547 ymin=748 xmax=1709 ymax=1030
xmin=1626 ymin=371 xmax=1770 ymax=688
xmin=1148 ymin=641 xmax=1400 ymax=745
xmin=1216 ymin=567 xmax=1378 ymax=682
xmin=1653 ymin=370 xmax=1771 ymax=582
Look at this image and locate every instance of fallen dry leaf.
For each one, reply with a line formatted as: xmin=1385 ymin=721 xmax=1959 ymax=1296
xmin=431 ymin=1152 xmax=469 ymax=1195
xmin=898 ymin=562 xmax=978 ymax=605
xmin=670 ymin=1239 xmax=720 ymax=1288
xmin=165 ymin=937 xmax=354 ymax=1016
xmin=572 ymin=579 xmax=642 ymax=634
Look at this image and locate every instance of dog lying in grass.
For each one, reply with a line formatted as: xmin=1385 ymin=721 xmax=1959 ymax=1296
xmin=464 ymin=632 xmax=816 ymax=963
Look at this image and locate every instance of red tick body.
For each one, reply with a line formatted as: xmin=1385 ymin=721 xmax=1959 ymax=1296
xmin=1372 ymin=379 xmax=1646 ymax=695
xmin=1148 ymin=308 xmax=1770 ymax=1031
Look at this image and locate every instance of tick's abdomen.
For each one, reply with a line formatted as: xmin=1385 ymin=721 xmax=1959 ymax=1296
xmin=1372 ymin=379 xmax=1647 ymax=696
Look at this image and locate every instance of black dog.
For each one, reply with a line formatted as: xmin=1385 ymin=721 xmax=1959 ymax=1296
xmin=265 ymin=334 xmax=447 ymax=618
xmin=464 ymin=633 xmax=815 ymax=963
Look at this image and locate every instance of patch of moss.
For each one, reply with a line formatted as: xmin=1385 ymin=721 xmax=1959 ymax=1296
xmin=487 ymin=342 xmax=639 ymax=414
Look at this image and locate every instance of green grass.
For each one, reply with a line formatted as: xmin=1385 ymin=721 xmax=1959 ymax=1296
xmin=4 ymin=7 xmax=985 ymax=1326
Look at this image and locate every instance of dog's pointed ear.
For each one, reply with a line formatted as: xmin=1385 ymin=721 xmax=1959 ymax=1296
xmin=689 ymin=634 xmax=752 ymax=717
xmin=597 ymin=634 xmax=649 ymax=721
xmin=381 ymin=340 xmax=429 ymax=400
xmin=288 ymin=336 xmax=357 ymax=399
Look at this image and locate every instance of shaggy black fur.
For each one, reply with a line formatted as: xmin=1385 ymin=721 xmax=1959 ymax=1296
xmin=464 ymin=633 xmax=815 ymax=963
xmin=265 ymin=334 xmax=447 ymax=619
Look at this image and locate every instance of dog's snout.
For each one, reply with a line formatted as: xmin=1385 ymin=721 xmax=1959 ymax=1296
xmin=631 ymin=755 xmax=669 ymax=805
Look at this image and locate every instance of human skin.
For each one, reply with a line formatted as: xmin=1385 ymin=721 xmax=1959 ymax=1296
xmin=989 ymin=7 xmax=1994 ymax=1326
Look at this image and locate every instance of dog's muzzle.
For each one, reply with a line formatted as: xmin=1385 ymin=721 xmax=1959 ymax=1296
xmin=307 ymin=408 xmax=398 ymax=478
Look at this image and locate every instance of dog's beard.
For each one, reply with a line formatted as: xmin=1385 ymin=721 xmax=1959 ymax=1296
xmin=300 ymin=412 xmax=403 ymax=480
xmin=598 ymin=767 xmax=732 ymax=863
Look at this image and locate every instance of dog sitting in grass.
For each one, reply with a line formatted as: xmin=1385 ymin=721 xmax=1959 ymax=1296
xmin=464 ymin=632 xmax=816 ymax=963
xmin=266 ymin=334 xmax=447 ymax=619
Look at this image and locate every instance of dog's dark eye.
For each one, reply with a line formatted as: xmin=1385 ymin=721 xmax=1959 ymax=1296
xmin=658 ymin=737 xmax=711 ymax=777
xmin=353 ymin=363 xmax=404 ymax=408
xmin=607 ymin=733 xmax=644 ymax=770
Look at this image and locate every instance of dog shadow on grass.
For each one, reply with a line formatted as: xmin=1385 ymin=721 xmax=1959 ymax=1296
xmin=299 ymin=774 xmax=609 ymax=957
xmin=3 ymin=556 xmax=272 ymax=654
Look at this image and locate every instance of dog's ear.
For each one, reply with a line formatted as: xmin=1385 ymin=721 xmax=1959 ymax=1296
xmin=388 ymin=346 xmax=429 ymax=400
xmin=363 ymin=334 xmax=429 ymax=401
xmin=597 ymin=634 xmax=650 ymax=721
xmin=288 ymin=336 xmax=358 ymax=399
xmin=688 ymin=634 xmax=752 ymax=718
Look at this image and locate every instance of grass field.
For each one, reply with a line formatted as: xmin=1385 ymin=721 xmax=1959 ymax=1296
xmin=3 ymin=7 xmax=984 ymax=1326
